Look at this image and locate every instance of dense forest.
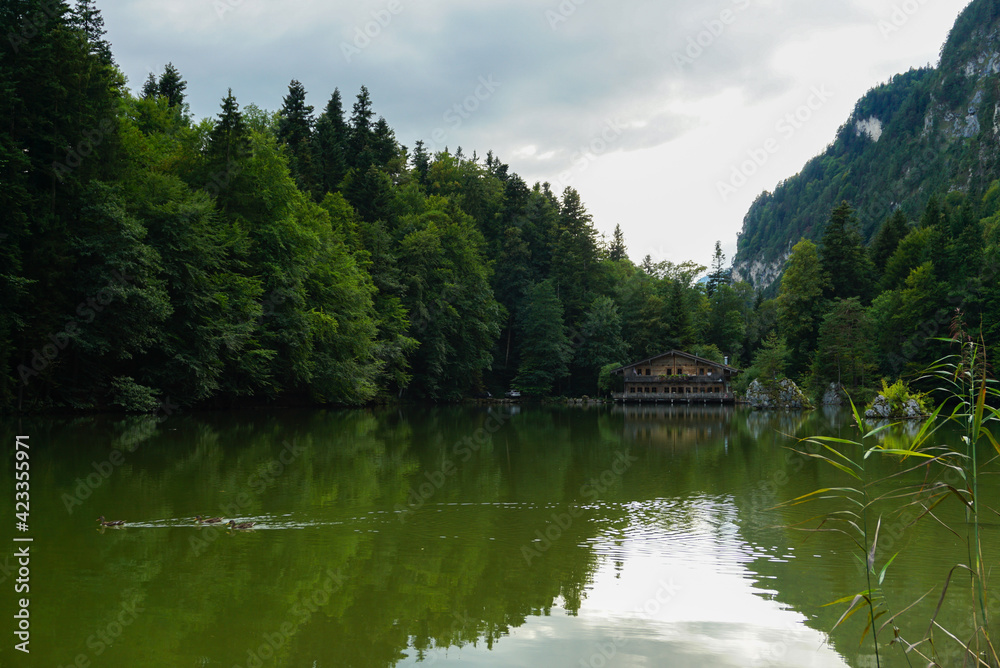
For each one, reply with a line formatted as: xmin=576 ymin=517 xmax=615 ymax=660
xmin=0 ymin=0 xmax=733 ymax=412
xmin=4 ymin=0 xmax=999 ymax=413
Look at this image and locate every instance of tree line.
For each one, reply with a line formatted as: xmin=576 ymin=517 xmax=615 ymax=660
xmin=6 ymin=1 xmax=996 ymax=412
xmin=744 ymin=193 xmax=1000 ymax=400
xmin=0 ymin=0 xmax=734 ymax=411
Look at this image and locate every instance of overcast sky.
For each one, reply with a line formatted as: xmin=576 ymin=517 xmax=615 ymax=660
xmin=100 ymin=0 xmax=970 ymax=270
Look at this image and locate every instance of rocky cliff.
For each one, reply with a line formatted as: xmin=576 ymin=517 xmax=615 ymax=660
xmin=733 ymin=0 xmax=1000 ymax=291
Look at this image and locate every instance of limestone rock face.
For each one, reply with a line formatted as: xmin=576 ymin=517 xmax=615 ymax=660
xmin=821 ymin=383 xmax=844 ymax=406
xmin=866 ymin=394 xmax=892 ymax=419
xmin=745 ymin=379 xmax=812 ymax=410
xmin=864 ymin=395 xmax=926 ymax=420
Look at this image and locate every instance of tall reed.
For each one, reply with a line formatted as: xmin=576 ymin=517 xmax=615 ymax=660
xmin=778 ymin=318 xmax=999 ymax=666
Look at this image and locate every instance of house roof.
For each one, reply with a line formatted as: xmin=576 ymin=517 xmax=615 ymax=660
xmin=612 ymin=350 xmax=739 ymax=374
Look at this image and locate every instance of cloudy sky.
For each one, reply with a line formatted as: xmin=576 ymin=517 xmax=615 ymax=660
xmin=100 ymin=0 xmax=969 ymax=270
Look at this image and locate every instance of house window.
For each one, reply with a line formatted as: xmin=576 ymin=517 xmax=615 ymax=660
xmin=645 ymin=368 xmax=651 ymax=376
xmin=699 ymin=368 xmax=705 ymax=375
xmin=629 ymin=387 xmax=635 ymax=393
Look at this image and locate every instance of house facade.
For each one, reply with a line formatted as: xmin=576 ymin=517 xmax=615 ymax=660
xmin=612 ymin=351 xmax=738 ymax=403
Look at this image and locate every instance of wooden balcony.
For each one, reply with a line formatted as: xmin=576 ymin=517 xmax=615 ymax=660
xmin=613 ymin=391 xmax=735 ymax=403
xmin=624 ymin=375 xmax=728 ymax=385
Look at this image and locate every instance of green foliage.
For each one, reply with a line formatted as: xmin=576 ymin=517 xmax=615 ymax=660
xmin=514 ymin=280 xmax=571 ymax=397
xmin=819 ymin=201 xmax=874 ymax=302
xmin=14 ymin=7 xmax=1000 ymax=411
xmin=573 ymin=296 xmax=628 ymax=394
xmin=812 ymin=297 xmax=876 ymax=391
xmin=782 ymin=329 xmax=1000 ymax=665
xmin=777 ymin=239 xmax=827 ymax=376
xmin=705 ymin=240 xmax=730 ymax=297
xmin=608 ymin=224 xmax=627 ymax=262
xmin=868 ymin=378 xmax=930 ymax=416
xmin=748 ymin=332 xmax=789 ymax=382
xmin=109 ymin=376 xmax=160 ymax=413
xmin=597 ymin=362 xmax=625 ymax=396
xmin=868 ymin=209 xmax=909 ymax=276
xmin=157 ymin=62 xmax=187 ymax=110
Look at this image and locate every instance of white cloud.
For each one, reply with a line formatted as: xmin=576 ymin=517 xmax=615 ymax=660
xmin=101 ymin=0 xmax=971 ymax=270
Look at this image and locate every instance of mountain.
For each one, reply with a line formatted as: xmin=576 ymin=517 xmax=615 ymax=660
xmin=732 ymin=0 xmax=1000 ymax=291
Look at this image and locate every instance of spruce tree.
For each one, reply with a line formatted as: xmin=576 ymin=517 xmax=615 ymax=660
xmin=777 ymin=238 xmax=827 ymax=376
xmin=277 ymin=79 xmax=315 ymax=192
xmin=706 ymin=240 xmax=730 ymax=296
xmin=140 ymin=72 xmax=158 ymax=99
xmin=371 ymin=116 xmax=398 ymax=170
xmin=348 ymin=85 xmax=375 ymax=169
xmin=312 ymin=88 xmax=348 ymax=195
xmin=412 ymin=140 xmax=430 ymax=184
xmin=819 ymin=201 xmax=873 ymax=302
xmin=551 ymin=187 xmax=598 ymax=323
xmin=158 ymin=62 xmax=187 ymax=108
xmin=869 ymin=209 xmax=908 ymax=276
xmin=608 ymin=224 xmax=627 ymax=261
xmin=208 ymin=89 xmax=250 ymax=165
xmin=514 ymin=280 xmax=571 ymax=396
xmin=277 ymin=79 xmax=314 ymax=148
xmin=69 ymin=0 xmax=113 ymax=64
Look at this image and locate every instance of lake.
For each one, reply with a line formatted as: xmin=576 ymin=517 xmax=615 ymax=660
xmin=1 ymin=403 xmax=994 ymax=667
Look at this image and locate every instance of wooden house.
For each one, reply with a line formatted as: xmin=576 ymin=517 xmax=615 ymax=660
xmin=611 ymin=351 xmax=739 ymax=403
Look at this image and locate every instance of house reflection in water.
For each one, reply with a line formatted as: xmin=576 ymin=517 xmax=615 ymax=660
xmin=614 ymin=402 xmax=737 ymax=450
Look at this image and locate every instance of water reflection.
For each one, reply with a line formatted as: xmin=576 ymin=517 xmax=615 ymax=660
xmin=0 ymin=405 xmax=982 ymax=667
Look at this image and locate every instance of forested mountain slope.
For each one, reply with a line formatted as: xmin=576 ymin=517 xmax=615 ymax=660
xmin=733 ymin=0 xmax=1000 ymax=290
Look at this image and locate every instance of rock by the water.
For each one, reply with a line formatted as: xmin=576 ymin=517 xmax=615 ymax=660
xmin=821 ymin=382 xmax=844 ymax=406
xmin=745 ymin=378 xmax=812 ymax=410
xmin=864 ymin=394 xmax=926 ymax=420
xmin=866 ymin=394 xmax=892 ymax=419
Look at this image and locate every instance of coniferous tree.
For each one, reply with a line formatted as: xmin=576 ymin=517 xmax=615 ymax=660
xmin=706 ymin=240 xmax=730 ymax=296
xmin=277 ymin=79 xmax=315 ymax=190
xmin=348 ymin=85 xmax=376 ymax=168
xmin=869 ymin=209 xmax=909 ymax=276
xmin=812 ymin=297 xmax=875 ymax=390
xmin=371 ymin=116 xmax=399 ymax=171
xmin=751 ymin=332 xmax=790 ymax=381
xmin=312 ymin=88 xmax=349 ymax=196
xmin=208 ymin=89 xmax=250 ymax=165
xmin=514 ymin=280 xmax=571 ymax=396
xmin=608 ymin=224 xmax=628 ymax=261
xmin=412 ymin=140 xmax=431 ymax=184
xmin=778 ymin=238 xmax=827 ymax=376
xmin=819 ymin=201 xmax=874 ymax=302
xmin=551 ymin=187 xmax=598 ymax=323
xmin=573 ymin=296 xmax=628 ymax=394
xmin=344 ymin=164 xmax=394 ymax=225
xmin=704 ymin=282 xmax=748 ymax=356
xmin=668 ymin=279 xmax=694 ymax=347
xmin=277 ymin=80 xmax=314 ymax=146
xmin=70 ymin=0 xmax=113 ymax=64
xmin=140 ymin=72 xmax=158 ymax=99
xmin=920 ymin=195 xmax=943 ymax=228
xmin=158 ymin=62 xmax=187 ymax=108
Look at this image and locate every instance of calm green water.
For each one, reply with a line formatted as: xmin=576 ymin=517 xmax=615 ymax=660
xmin=0 ymin=404 xmax=995 ymax=667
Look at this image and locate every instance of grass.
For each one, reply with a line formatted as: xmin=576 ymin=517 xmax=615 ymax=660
xmin=776 ymin=321 xmax=1000 ymax=666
